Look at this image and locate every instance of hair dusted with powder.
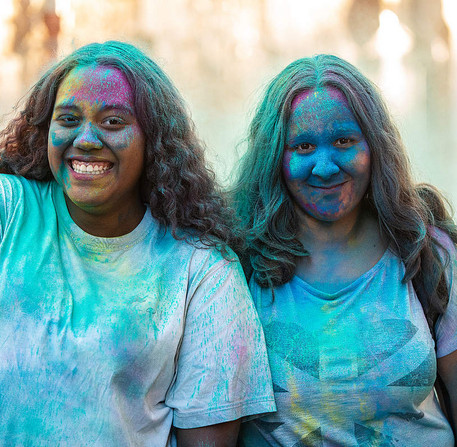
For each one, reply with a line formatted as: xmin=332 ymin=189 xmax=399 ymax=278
xmin=0 ymin=40 xmax=240 ymax=254
xmin=232 ymin=54 xmax=457 ymax=329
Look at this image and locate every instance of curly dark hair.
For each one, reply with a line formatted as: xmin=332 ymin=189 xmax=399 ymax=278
xmin=231 ymin=54 xmax=457 ymax=330
xmin=0 ymin=40 xmax=240 ymax=255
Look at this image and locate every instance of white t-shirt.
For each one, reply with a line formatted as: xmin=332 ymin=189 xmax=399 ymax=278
xmin=240 ymin=229 xmax=457 ymax=446
xmin=0 ymin=174 xmax=275 ymax=446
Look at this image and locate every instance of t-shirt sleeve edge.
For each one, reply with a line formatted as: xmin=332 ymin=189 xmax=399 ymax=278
xmin=172 ymin=396 xmax=276 ymax=429
xmin=436 ymin=343 xmax=457 ymax=358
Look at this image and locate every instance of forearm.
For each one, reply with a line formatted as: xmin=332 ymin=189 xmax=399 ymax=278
xmin=437 ymin=350 xmax=457 ymax=434
xmin=447 ymin=391 xmax=457 ymax=434
xmin=175 ymin=419 xmax=240 ymax=447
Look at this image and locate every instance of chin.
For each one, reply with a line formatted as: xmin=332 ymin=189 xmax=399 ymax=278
xmin=65 ymin=192 xmax=108 ymax=211
xmin=311 ymin=214 xmax=342 ymax=223
xmin=305 ymin=206 xmax=355 ymax=223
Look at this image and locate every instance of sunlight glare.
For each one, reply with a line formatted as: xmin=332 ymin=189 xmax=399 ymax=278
xmin=0 ymin=0 xmax=14 ymax=53
xmin=56 ymin=0 xmax=76 ymax=29
xmin=375 ymin=9 xmax=412 ymax=59
xmin=442 ymin=0 xmax=457 ymax=40
xmin=374 ymin=10 xmax=413 ymax=109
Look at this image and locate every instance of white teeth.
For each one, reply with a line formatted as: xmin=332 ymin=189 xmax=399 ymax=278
xmin=71 ymin=160 xmax=112 ymax=175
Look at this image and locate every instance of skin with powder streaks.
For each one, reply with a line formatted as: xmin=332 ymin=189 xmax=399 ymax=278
xmin=282 ymin=87 xmax=371 ymax=226
xmin=282 ymin=86 xmax=384 ymax=294
xmin=48 ymin=65 xmax=145 ymax=237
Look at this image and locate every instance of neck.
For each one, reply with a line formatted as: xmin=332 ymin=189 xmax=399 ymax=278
xmin=65 ymin=196 xmax=146 ymax=237
xmin=296 ymin=205 xmax=370 ymax=249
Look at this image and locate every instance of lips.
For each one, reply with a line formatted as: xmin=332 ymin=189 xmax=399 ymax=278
xmin=309 ymin=181 xmax=347 ymax=190
xmin=69 ymin=159 xmax=114 ymax=175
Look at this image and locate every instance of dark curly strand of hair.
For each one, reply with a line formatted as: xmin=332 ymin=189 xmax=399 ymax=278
xmin=231 ymin=54 xmax=457 ymax=330
xmin=0 ymin=41 xmax=240 ymax=256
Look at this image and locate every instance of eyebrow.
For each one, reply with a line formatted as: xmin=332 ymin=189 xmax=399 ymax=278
xmin=53 ymin=104 xmax=78 ymax=113
xmin=288 ymin=134 xmax=311 ymax=147
xmin=331 ymin=122 xmax=362 ymax=132
xmin=100 ymin=104 xmax=135 ymax=115
xmin=288 ymin=123 xmax=363 ymax=146
xmin=53 ymin=102 xmax=135 ymax=115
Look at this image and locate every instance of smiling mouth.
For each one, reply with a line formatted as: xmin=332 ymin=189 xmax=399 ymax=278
xmin=311 ymin=182 xmax=346 ymax=190
xmin=70 ymin=160 xmax=114 ymax=175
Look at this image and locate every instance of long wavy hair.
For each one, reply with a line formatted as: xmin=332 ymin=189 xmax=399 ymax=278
xmin=232 ymin=54 xmax=457 ymax=330
xmin=0 ymin=40 xmax=240 ymax=255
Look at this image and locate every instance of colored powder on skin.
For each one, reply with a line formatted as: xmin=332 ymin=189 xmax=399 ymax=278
xmin=283 ymin=87 xmax=371 ymax=222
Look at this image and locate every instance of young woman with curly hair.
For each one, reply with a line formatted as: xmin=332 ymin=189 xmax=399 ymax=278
xmin=233 ymin=54 xmax=457 ymax=446
xmin=0 ymin=41 xmax=275 ymax=446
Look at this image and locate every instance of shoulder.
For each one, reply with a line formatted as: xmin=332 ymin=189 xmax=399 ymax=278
xmin=248 ymin=275 xmax=262 ymax=298
xmin=429 ymin=226 xmax=457 ymax=280
xmin=0 ymin=173 xmax=27 ymax=195
xmin=151 ymin=225 xmax=244 ymax=288
xmin=429 ymin=226 xmax=456 ymax=256
xmin=0 ymin=175 xmax=53 ymax=237
xmin=432 ymin=226 xmax=457 ymax=356
xmin=187 ymin=243 xmax=244 ymax=290
xmin=0 ymin=174 xmax=53 ymax=200
xmin=0 ymin=174 xmax=48 ymax=212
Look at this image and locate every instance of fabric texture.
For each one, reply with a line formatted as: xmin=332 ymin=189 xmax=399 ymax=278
xmin=240 ymin=230 xmax=457 ymax=446
xmin=0 ymin=174 xmax=275 ymax=446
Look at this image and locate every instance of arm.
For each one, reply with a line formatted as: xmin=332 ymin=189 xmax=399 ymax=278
xmin=437 ymin=349 xmax=457 ymax=434
xmin=432 ymin=229 xmax=457 ymax=432
xmin=166 ymin=251 xmax=274 ymax=432
xmin=176 ymin=419 xmax=240 ymax=447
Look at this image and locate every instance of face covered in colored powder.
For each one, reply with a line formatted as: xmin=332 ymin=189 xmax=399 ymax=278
xmin=282 ymin=87 xmax=371 ymax=223
xmin=48 ymin=65 xmax=145 ymax=221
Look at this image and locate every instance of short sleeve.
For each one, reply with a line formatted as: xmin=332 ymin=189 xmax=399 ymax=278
xmin=0 ymin=175 xmax=18 ymax=240
xmin=166 ymin=250 xmax=276 ymax=429
xmin=433 ymin=229 xmax=457 ymax=358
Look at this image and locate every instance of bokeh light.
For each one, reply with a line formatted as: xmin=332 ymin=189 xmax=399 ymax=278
xmin=0 ymin=0 xmax=455 ymax=211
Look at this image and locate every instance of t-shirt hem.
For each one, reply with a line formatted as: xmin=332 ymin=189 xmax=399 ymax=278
xmin=172 ymin=397 xmax=276 ymax=429
xmin=436 ymin=342 xmax=457 ymax=358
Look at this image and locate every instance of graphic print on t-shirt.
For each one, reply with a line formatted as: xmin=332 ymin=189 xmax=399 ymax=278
xmin=241 ymin=237 xmax=456 ymax=447
xmin=255 ymin=317 xmax=435 ymax=446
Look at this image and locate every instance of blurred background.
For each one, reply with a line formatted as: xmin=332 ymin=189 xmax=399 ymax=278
xmin=0 ymin=0 xmax=456 ymax=210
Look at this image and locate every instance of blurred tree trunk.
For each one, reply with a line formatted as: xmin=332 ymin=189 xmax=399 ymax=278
xmin=401 ymin=0 xmax=451 ymax=159
xmin=42 ymin=0 xmax=60 ymax=60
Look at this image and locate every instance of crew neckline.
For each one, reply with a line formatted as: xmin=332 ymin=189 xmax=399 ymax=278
xmin=292 ymin=246 xmax=394 ymax=300
xmin=53 ymin=182 xmax=157 ymax=253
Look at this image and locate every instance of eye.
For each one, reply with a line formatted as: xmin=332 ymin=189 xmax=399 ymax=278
xmin=102 ymin=116 xmax=127 ymax=128
xmin=56 ymin=115 xmax=79 ymax=127
xmin=293 ymin=142 xmax=315 ymax=153
xmin=334 ymin=137 xmax=354 ymax=147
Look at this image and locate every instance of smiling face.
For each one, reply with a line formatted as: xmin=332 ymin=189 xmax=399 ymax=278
xmin=282 ymin=87 xmax=371 ymax=223
xmin=48 ymin=65 xmax=145 ymax=228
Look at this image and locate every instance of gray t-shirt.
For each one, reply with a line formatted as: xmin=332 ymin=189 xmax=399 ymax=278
xmin=240 ymin=229 xmax=456 ymax=446
xmin=0 ymin=175 xmax=275 ymax=446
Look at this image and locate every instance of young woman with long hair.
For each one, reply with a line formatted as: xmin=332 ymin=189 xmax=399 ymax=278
xmin=233 ymin=54 xmax=457 ymax=446
xmin=0 ymin=40 xmax=275 ymax=446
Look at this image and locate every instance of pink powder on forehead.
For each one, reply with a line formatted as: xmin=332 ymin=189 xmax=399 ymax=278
xmin=58 ymin=65 xmax=134 ymax=106
xmin=291 ymin=87 xmax=349 ymax=112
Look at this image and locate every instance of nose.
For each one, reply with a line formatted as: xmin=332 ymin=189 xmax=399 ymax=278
xmin=73 ymin=123 xmax=103 ymax=150
xmin=311 ymin=149 xmax=340 ymax=179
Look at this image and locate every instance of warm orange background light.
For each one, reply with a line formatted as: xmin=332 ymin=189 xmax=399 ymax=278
xmin=0 ymin=0 xmax=456 ymax=210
